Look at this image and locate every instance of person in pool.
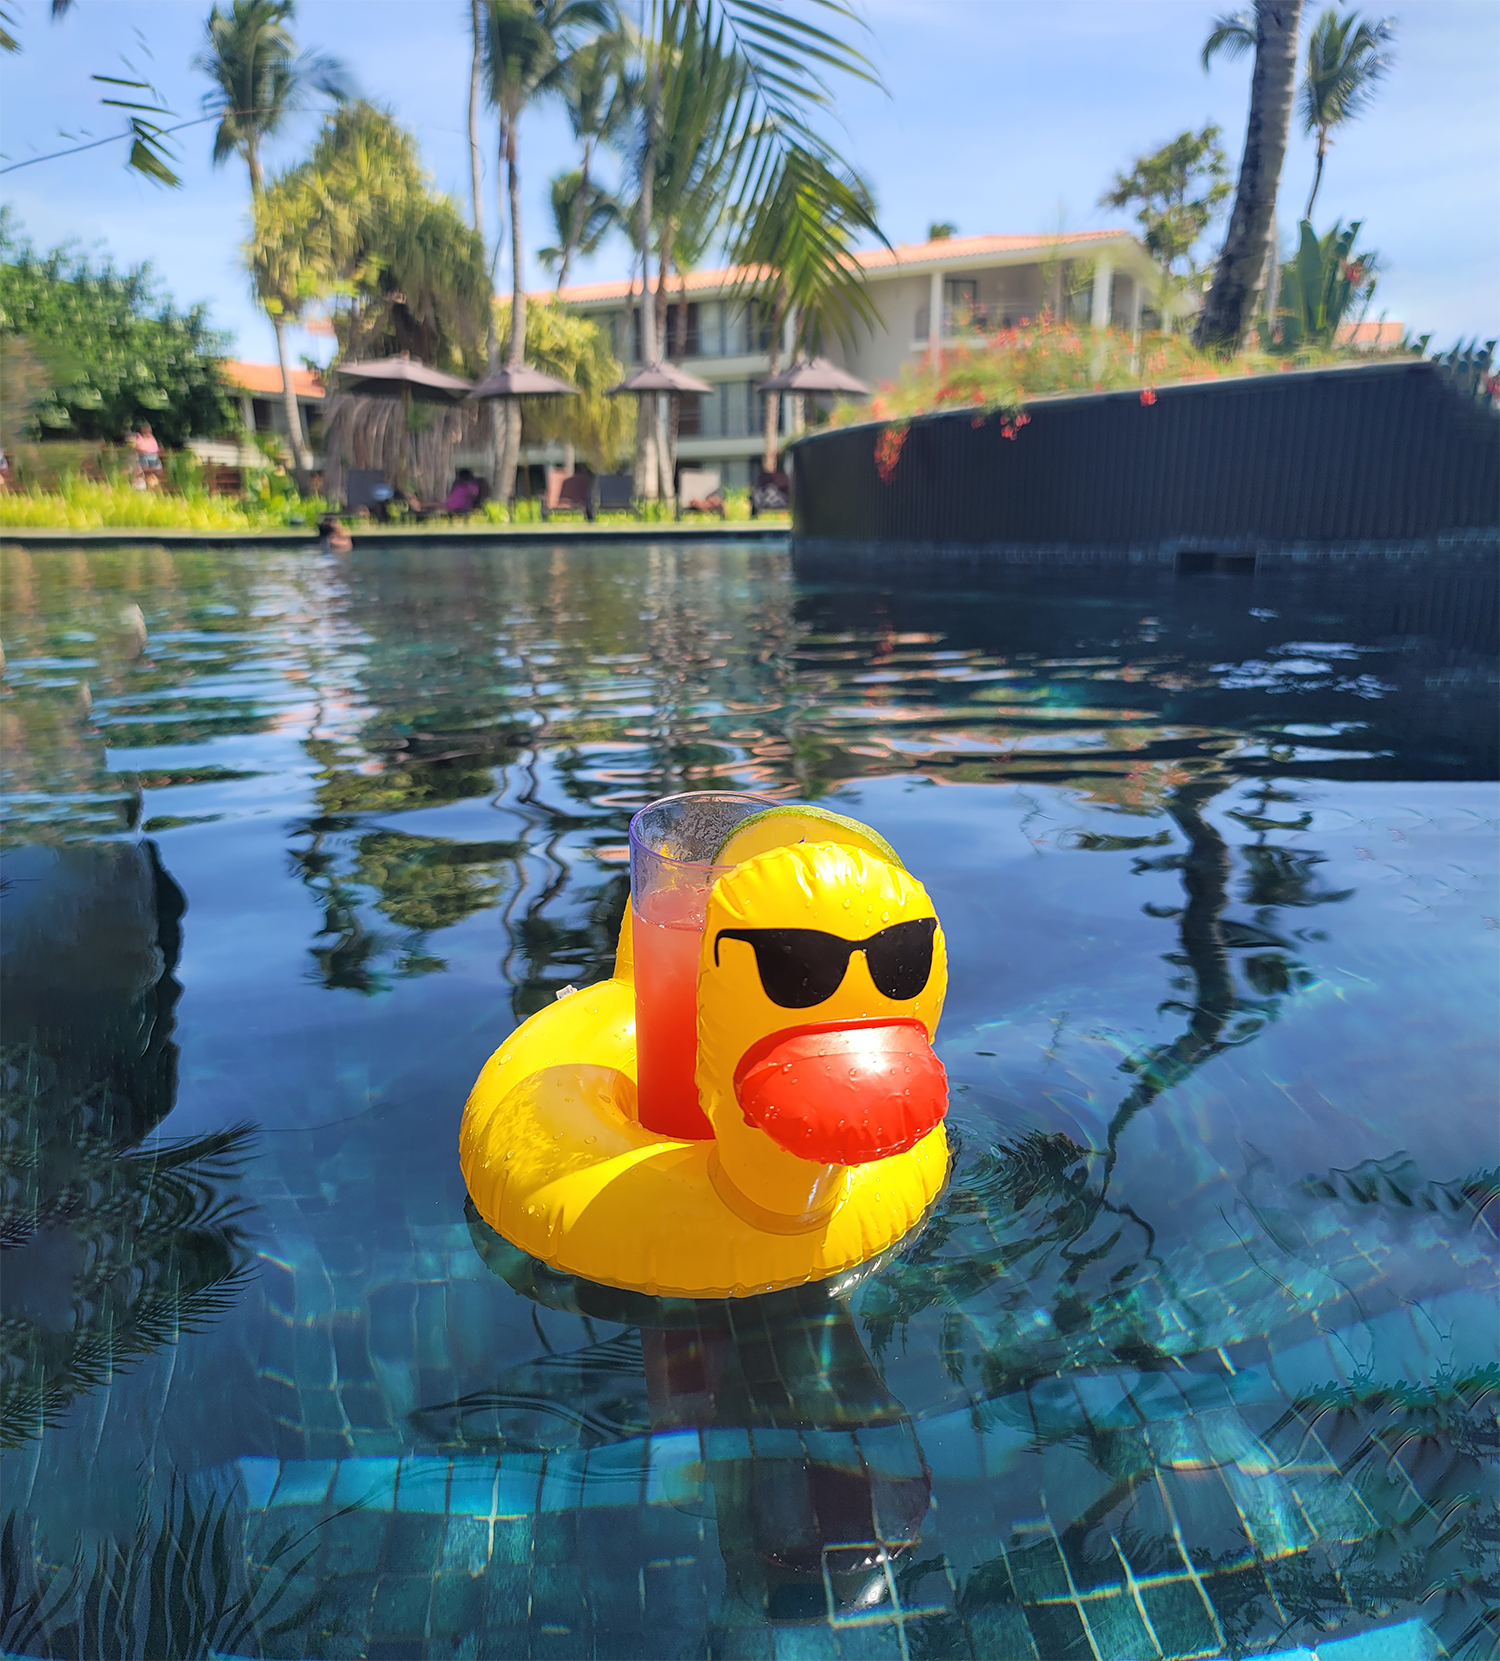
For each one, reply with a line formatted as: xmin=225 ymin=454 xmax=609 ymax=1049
xmin=317 ymin=514 xmax=352 ymax=552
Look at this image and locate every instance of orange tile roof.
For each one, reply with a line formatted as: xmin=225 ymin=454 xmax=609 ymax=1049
xmin=1334 ymin=320 xmax=1404 ymax=346
xmin=553 ymin=229 xmax=1136 ymax=306
xmin=223 ymin=359 xmax=326 ymax=398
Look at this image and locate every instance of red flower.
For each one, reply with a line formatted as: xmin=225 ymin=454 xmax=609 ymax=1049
xmin=1139 ymin=387 xmax=1157 ymax=406
xmin=874 ymin=423 xmax=908 ymax=482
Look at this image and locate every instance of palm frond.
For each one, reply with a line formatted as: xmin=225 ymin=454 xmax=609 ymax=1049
xmin=1300 ymin=8 xmax=1396 ymax=132
xmin=1201 ymin=7 xmax=1255 ymax=71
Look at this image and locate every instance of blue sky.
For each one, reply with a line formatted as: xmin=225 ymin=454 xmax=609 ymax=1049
xmin=2 ymin=0 xmax=1495 ymax=364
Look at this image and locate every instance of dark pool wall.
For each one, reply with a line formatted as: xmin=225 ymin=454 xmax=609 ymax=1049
xmin=790 ymin=359 xmax=1500 ymax=550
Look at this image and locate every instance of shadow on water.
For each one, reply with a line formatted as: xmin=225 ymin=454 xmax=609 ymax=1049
xmin=0 ymin=539 xmax=1495 ymax=1657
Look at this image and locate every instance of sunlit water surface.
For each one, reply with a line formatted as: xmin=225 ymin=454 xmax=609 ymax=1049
xmin=2 ymin=539 xmax=1495 ymax=1660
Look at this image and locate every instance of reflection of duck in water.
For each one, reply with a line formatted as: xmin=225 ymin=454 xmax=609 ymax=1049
xmin=461 ymin=834 xmax=951 ymax=1297
xmin=431 ymin=1231 xmax=933 ymax=1625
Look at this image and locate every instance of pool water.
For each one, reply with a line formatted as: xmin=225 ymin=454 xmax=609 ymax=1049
xmin=1 ymin=538 xmax=1495 ymax=1660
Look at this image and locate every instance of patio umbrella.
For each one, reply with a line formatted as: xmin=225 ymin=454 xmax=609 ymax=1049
xmin=333 ymin=353 xmax=475 ymax=404
xmin=326 ymin=354 xmax=476 ymax=500
xmin=606 ymin=361 xmax=714 ymax=396
xmin=470 ymin=364 xmax=580 ymax=399
xmin=468 ymin=364 xmax=579 ymax=502
xmin=756 ymin=356 xmax=868 ymax=395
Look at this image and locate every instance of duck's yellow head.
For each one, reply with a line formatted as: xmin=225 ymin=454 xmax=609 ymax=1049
xmin=696 ymin=841 xmax=948 ymax=1228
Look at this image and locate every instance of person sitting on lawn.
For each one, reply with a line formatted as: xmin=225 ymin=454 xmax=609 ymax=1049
xmin=750 ymin=459 xmax=790 ymax=516
xmin=443 ymin=468 xmax=486 ymax=515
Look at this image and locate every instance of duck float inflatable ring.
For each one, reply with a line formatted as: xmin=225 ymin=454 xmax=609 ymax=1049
xmin=459 ymin=800 xmax=949 ymax=1298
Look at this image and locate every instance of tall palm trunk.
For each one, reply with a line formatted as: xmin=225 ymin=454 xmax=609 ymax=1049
xmin=468 ymin=0 xmax=486 ymax=240
xmin=761 ymin=292 xmax=784 ymax=476
xmin=555 ymin=138 xmax=591 ymax=294
xmin=1304 ymin=127 xmax=1329 ymax=220
xmin=1195 ymin=0 xmax=1303 ymax=352
xmin=496 ymin=113 xmax=527 ymax=502
xmin=250 ymin=140 xmax=313 ymax=487
xmin=633 ymin=70 xmax=661 ymax=501
xmin=488 ymin=118 xmax=506 ymax=499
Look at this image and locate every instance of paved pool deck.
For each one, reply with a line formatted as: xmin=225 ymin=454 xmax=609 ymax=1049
xmin=0 ymin=521 xmax=791 ymax=550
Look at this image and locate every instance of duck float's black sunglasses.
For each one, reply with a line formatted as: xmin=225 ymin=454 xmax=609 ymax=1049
xmin=713 ymin=916 xmax=938 ymax=1008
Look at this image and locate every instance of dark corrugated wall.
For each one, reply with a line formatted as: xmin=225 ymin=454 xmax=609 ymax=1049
xmin=790 ymin=360 xmax=1500 ymax=547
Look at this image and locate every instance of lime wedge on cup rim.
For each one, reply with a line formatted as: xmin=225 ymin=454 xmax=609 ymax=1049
xmin=713 ymin=804 xmax=903 ymax=868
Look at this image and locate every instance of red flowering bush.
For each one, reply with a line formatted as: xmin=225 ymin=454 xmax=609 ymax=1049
xmin=827 ymin=316 xmax=1364 ymax=435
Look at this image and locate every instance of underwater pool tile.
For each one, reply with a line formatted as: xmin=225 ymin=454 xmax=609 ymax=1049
xmin=438 ymin=1514 xmax=492 ymax=1575
xmin=381 ymin=1509 xmax=446 ymax=1576
xmin=492 ymin=1455 xmax=545 ymax=1518
xmin=238 ymin=1454 xmax=281 ymax=1510
xmin=371 ymin=1572 xmax=433 ymax=1640
xmin=1135 ymin=1576 xmax=1222 ymax=1659
xmin=446 ymin=1461 xmax=499 ymax=1518
xmin=271 ymin=1457 xmax=337 ymax=1507
xmin=1068 ymin=1371 xmax=1144 ymax=1433
xmin=1020 ymin=1596 xmax=1096 ymax=1661
xmin=319 ymin=1510 xmax=391 ymax=1577
xmin=581 ymin=1439 xmax=650 ymax=1507
xmin=332 ymin=1455 xmax=401 ymax=1509
xmin=537 ymin=1455 xmax=588 ymax=1515
xmin=425 ymin=1566 xmax=487 ymax=1641
xmin=395 ymin=1454 xmax=453 ymax=1512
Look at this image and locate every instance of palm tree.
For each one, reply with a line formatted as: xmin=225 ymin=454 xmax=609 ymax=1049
xmin=552 ymin=27 xmax=629 ymax=292
xmin=1196 ymin=0 xmax=1304 ymax=353
xmin=539 ymin=170 xmax=622 ymax=289
xmin=624 ymin=0 xmax=883 ymax=495
xmin=733 ymin=150 xmax=882 ymax=474
xmin=194 ymin=0 xmax=348 ymax=484
xmin=482 ymin=0 xmax=610 ymax=501
xmin=1299 ymin=8 xmax=1395 ymax=220
xmin=468 ymin=0 xmax=487 ymax=240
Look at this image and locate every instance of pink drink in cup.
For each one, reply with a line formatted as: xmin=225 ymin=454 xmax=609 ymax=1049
xmin=629 ymin=792 xmax=770 ymax=1139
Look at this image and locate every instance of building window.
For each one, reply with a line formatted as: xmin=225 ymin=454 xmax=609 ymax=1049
xmin=252 ymin=398 xmax=274 ymax=432
xmin=664 ymin=302 xmax=700 ymax=358
xmin=675 ymin=393 xmax=701 ymax=436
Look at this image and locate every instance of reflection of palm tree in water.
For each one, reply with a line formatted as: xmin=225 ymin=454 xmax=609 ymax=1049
xmin=864 ymin=777 xmax=1340 ymax=1386
xmin=0 ymin=842 xmax=255 ymax=1448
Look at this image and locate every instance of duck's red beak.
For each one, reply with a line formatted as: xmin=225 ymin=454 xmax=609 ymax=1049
xmin=732 ymin=1018 xmax=947 ymax=1167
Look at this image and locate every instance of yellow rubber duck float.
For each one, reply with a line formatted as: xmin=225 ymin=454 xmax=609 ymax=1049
xmin=459 ymin=802 xmax=950 ymax=1298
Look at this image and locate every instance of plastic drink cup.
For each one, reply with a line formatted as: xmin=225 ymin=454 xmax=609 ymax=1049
xmin=629 ymin=791 xmax=770 ymax=1138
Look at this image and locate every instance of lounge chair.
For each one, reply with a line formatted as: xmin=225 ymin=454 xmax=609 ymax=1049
xmin=204 ymin=464 xmax=245 ymax=498
xmin=541 ymin=468 xmax=595 ymax=522
xmin=345 ymin=469 xmax=388 ymax=515
xmin=750 ymin=466 xmax=790 ymax=517
xmin=676 ymin=468 xmax=725 ymax=520
xmin=594 ymin=472 xmax=638 ymax=516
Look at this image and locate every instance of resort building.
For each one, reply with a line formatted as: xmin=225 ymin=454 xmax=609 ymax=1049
xmin=555 ymin=228 xmax=1165 ymax=488
xmin=225 ymin=359 xmax=326 ymax=449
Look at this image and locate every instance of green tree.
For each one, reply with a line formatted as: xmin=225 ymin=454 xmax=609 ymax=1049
xmin=250 ymin=103 xmax=489 ymax=372
xmin=501 ymin=294 xmax=634 ymax=470
xmin=0 ymin=216 xmax=237 ymax=447
xmin=1101 ymin=125 xmax=1231 ymax=308
xmin=1197 ymin=0 xmax=1305 ymax=352
xmin=1299 ymin=8 xmax=1395 ymax=219
xmin=482 ymin=0 xmax=611 ymax=500
xmin=194 ymin=0 xmax=349 ymax=483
